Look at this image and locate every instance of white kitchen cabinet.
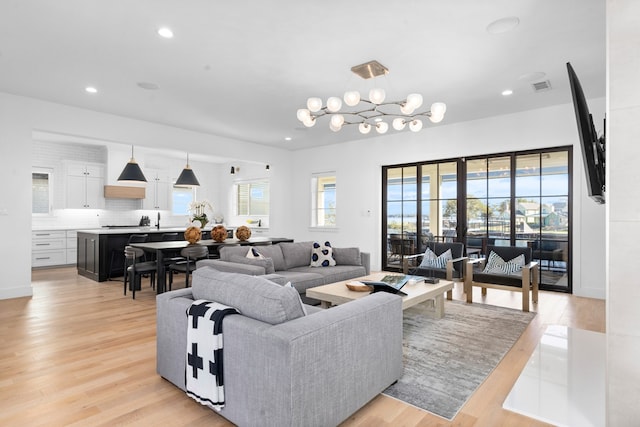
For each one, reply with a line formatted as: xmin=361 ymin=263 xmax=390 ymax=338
xmin=32 ymin=230 xmax=68 ymax=267
xmin=65 ymin=162 xmax=105 ymax=209
xmin=251 ymin=227 xmax=269 ymax=236
xmin=32 ymin=230 xmax=79 ymax=267
xmin=66 ymin=230 xmax=78 ymax=265
xmin=142 ymin=169 xmax=170 ymax=210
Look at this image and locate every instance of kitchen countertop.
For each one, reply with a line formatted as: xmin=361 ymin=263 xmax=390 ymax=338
xmin=32 ymin=226 xmax=86 ymax=231
xmin=76 ymin=227 xmax=198 ymax=235
xmin=36 ymin=225 xmax=269 ymax=234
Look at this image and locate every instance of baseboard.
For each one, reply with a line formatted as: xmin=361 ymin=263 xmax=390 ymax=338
xmin=573 ymin=287 xmax=605 ymax=300
xmin=0 ymin=285 xmax=33 ymax=300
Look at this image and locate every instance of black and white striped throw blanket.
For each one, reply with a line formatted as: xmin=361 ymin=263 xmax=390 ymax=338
xmin=185 ymin=300 xmax=239 ymax=410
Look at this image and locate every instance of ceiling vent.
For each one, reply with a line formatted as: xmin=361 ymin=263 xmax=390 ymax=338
xmin=532 ymin=80 xmax=552 ymax=92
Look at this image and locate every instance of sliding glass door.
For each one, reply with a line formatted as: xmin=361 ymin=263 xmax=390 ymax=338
xmin=383 ymin=162 xmax=459 ymax=270
xmin=384 ymin=166 xmax=418 ymax=270
xmin=515 ymin=151 xmax=570 ymax=290
xmin=382 ymin=147 xmax=571 ymax=292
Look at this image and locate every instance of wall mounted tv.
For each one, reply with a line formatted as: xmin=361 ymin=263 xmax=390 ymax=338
xmin=567 ymin=62 xmax=605 ymax=204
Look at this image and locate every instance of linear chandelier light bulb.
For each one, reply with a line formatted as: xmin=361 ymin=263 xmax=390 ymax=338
xmin=430 ymin=102 xmax=447 ymax=117
xmin=376 ymin=121 xmax=389 ymax=134
xmin=295 ymin=61 xmax=446 ymax=136
xmin=400 ymin=103 xmax=415 ymax=115
xmin=359 ymin=123 xmax=372 ymax=134
xmin=406 ymin=93 xmax=423 ymax=109
xmin=392 ymin=118 xmax=406 ymax=131
xmin=409 ymin=119 xmax=423 ymax=132
xmin=307 ymin=97 xmax=323 ymax=112
xmin=369 ymin=87 xmax=386 ymax=105
xmin=326 ymin=97 xmax=342 ymax=113
xmin=344 ymin=90 xmax=360 ymax=106
xmin=330 ymin=114 xmax=344 ymax=128
xmin=297 ymin=108 xmax=311 ymax=122
xmin=302 ymin=116 xmax=316 ymax=127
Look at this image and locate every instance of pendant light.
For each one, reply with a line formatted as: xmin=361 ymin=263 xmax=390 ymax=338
xmin=175 ymin=153 xmax=200 ymax=187
xmin=117 ymin=145 xmax=147 ymax=182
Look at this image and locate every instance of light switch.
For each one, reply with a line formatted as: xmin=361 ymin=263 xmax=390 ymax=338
xmin=0 ymin=208 xmax=8 ymax=216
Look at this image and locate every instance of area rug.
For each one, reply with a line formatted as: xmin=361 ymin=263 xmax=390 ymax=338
xmin=383 ymin=300 xmax=536 ymax=420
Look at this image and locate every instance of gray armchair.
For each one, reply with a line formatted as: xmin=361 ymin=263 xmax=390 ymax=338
xmin=464 ymin=245 xmax=539 ymax=312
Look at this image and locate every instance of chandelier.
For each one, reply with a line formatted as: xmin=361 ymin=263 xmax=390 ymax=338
xmin=296 ymin=60 xmax=446 ymax=134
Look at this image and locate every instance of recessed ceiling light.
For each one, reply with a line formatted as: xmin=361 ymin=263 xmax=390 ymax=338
xmin=284 ymin=137 xmax=292 ymax=141
xmin=85 ymin=86 xmax=98 ymax=94
xmin=157 ymin=27 xmax=174 ymax=39
xmin=486 ymin=17 xmax=520 ymax=35
xmin=502 ymin=89 xmax=513 ymax=96
xmin=137 ymin=82 xmax=159 ymax=90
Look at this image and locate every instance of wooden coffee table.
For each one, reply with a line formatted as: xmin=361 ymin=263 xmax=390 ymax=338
xmin=306 ymin=273 xmax=454 ymax=318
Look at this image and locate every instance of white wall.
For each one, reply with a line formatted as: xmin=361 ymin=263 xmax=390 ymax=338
xmin=0 ymin=91 xmax=293 ymax=300
xmin=607 ymin=0 xmax=640 ymax=424
xmin=0 ymin=95 xmax=33 ymax=299
xmin=290 ymin=100 xmax=607 ymax=299
xmin=1 ymin=89 xmax=607 ymax=301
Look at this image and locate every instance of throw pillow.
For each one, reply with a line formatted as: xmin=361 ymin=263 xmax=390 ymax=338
xmin=230 ymin=254 xmax=276 ymax=274
xmin=482 ymin=251 xmax=525 ymax=275
xmin=192 ymin=267 xmax=305 ymax=325
xmin=310 ymin=241 xmax=336 ymax=267
xmin=284 ymin=281 xmax=307 ymax=315
xmin=418 ymin=248 xmax=452 ymax=269
xmin=332 ymin=247 xmax=362 ymax=266
xmin=246 ymin=247 xmax=266 ymax=259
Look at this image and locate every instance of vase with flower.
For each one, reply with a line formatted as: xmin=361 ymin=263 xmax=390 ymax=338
xmin=189 ymin=200 xmax=213 ymax=229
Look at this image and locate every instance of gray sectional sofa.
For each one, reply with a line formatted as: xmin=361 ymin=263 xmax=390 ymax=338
xmin=156 ymin=267 xmax=403 ymax=427
xmin=197 ymin=241 xmax=370 ymax=304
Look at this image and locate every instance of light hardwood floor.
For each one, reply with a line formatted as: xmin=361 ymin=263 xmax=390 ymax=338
xmin=0 ymin=268 xmax=605 ymax=426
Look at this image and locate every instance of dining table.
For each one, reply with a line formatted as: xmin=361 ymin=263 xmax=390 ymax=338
xmin=130 ymin=237 xmax=293 ymax=294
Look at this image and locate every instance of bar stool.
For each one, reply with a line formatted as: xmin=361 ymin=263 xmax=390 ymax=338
xmin=123 ymin=246 xmax=157 ymax=299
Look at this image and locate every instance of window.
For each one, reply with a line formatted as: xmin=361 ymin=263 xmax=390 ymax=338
xmin=32 ymin=169 xmax=53 ymax=215
xmin=311 ymin=173 xmax=336 ymax=227
xmin=382 ymin=147 xmax=571 ymax=292
xmin=172 ymin=186 xmax=195 ymax=216
xmin=236 ymin=180 xmax=269 ymax=216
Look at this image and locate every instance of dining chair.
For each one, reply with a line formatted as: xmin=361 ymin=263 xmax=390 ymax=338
xmin=123 ymin=245 xmax=157 ymax=299
xmin=108 ymin=234 xmax=149 ymax=281
xmin=160 ymin=232 xmax=185 ymax=266
xmin=167 ymin=245 xmax=210 ymax=290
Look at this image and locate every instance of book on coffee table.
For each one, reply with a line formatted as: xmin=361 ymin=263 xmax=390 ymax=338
xmin=360 ymin=274 xmax=410 ymax=295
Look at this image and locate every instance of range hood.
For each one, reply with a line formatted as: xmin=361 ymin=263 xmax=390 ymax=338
xmin=104 ymin=185 xmax=145 ymax=199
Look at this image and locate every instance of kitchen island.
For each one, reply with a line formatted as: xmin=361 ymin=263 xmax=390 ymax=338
xmin=76 ymin=227 xmax=291 ymax=282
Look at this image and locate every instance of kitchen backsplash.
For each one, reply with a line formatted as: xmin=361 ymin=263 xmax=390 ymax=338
xmin=32 ymin=207 xmax=191 ymax=230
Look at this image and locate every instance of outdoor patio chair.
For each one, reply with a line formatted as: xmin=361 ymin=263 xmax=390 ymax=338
xmin=464 ymin=245 xmax=539 ymax=312
xmin=403 ymin=242 xmax=467 ymax=300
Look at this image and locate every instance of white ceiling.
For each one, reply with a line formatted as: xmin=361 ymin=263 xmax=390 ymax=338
xmin=0 ymin=0 xmax=606 ymax=151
